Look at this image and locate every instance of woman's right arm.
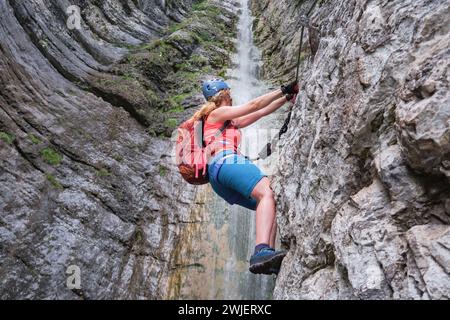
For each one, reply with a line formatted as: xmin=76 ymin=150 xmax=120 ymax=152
xmin=234 ymin=96 xmax=290 ymax=128
xmin=208 ymin=89 xmax=284 ymax=123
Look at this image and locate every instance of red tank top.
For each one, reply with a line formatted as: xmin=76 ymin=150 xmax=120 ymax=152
xmin=204 ymin=117 xmax=242 ymax=155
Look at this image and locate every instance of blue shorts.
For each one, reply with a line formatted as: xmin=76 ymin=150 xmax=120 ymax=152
xmin=208 ymin=150 xmax=266 ymax=211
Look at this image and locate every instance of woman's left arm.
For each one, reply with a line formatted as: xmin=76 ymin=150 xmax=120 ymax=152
xmin=234 ymin=96 xmax=289 ymax=129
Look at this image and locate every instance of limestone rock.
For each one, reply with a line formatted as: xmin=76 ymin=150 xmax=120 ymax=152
xmin=0 ymin=0 xmax=238 ymax=299
xmin=251 ymin=0 xmax=450 ymax=300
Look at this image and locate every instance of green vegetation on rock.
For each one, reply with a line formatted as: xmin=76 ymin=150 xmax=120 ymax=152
xmin=46 ymin=174 xmax=63 ymax=190
xmin=92 ymin=0 xmax=238 ymax=137
xmin=192 ymin=0 xmax=209 ymax=11
xmin=28 ymin=134 xmax=41 ymax=144
xmin=159 ymin=165 xmax=168 ymax=177
xmin=164 ymin=118 xmax=178 ymax=129
xmin=112 ymin=154 xmax=124 ymax=162
xmin=0 ymin=131 xmax=14 ymax=144
xmin=41 ymin=147 xmax=62 ymax=166
xmin=96 ymin=168 xmax=112 ymax=177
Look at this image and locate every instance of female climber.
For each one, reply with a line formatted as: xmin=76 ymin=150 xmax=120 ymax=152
xmin=192 ymin=78 xmax=298 ymax=275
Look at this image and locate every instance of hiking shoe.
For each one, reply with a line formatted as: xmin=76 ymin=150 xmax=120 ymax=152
xmin=249 ymin=248 xmax=287 ymax=275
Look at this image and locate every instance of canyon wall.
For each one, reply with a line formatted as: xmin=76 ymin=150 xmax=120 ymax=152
xmin=2 ymin=0 xmax=448 ymax=301
xmin=0 ymin=0 xmax=238 ymax=299
xmin=251 ymin=0 xmax=450 ymax=299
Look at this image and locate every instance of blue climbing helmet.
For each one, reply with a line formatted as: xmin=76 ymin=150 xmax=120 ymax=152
xmin=202 ymin=79 xmax=230 ymax=100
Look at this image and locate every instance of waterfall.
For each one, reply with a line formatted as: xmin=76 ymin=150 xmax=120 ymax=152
xmin=168 ymin=0 xmax=284 ymax=300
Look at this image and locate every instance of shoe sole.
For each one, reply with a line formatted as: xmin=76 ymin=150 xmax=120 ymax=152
xmin=249 ymin=251 xmax=287 ymax=275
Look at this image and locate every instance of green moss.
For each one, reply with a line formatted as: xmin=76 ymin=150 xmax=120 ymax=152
xmin=120 ymin=73 xmax=138 ymax=82
xmin=28 ymin=134 xmax=41 ymax=145
xmin=175 ymin=62 xmax=191 ymax=72
xmin=144 ymin=89 xmax=162 ymax=107
xmin=178 ymin=71 xmax=200 ymax=81
xmin=153 ymin=40 xmax=175 ymax=56
xmin=196 ymin=30 xmax=212 ymax=43
xmin=168 ymin=20 xmax=188 ymax=34
xmin=174 ymin=54 xmax=207 ymax=73
xmin=126 ymin=55 xmax=138 ymax=64
xmin=169 ymin=33 xmax=198 ymax=47
xmin=192 ymin=0 xmax=208 ymax=11
xmin=201 ymin=65 xmax=214 ymax=73
xmin=96 ymin=168 xmax=112 ymax=177
xmin=112 ymin=154 xmax=124 ymax=162
xmin=98 ymin=0 xmax=237 ymax=136
xmin=41 ymin=148 xmax=62 ymax=166
xmin=46 ymin=174 xmax=63 ymax=190
xmin=0 ymin=131 xmax=14 ymax=144
xmin=135 ymin=231 xmax=142 ymax=242
xmin=167 ymin=106 xmax=185 ymax=114
xmin=173 ymin=93 xmax=189 ymax=105
xmin=218 ymin=69 xmax=227 ymax=78
xmin=205 ymin=6 xmax=221 ymax=17
xmin=164 ymin=118 xmax=178 ymax=129
xmin=159 ymin=165 xmax=168 ymax=177
xmin=162 ymin=97 xmax=177 ymax=112
xmin=96 ymin=77 xmax=117 ymax=87
xmin=190 ymin=54 xmax=208 ymax=67
xmin=193 ymin=1 xmax=221 ymax=16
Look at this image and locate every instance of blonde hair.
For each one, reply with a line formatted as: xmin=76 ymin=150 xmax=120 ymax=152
xmin=192 ymin=89 xmax=231 ymax=122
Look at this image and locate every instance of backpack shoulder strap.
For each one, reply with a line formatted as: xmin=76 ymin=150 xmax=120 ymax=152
xmin=203 ymin=118 xmax=231 ymax=148
xmin=214 ymin=120 xmax=231 ymax=138
xmin=201 ymin=117 xmax=206 ymax=148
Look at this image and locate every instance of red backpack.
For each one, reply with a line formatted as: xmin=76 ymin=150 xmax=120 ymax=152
xmin=176 ymin=117 xmax=230 ymax=185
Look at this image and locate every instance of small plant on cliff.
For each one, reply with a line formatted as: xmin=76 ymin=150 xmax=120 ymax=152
xmin=96 ymin=168 xmax=112 ymax=178
xmin=0 ymin=131 xmax=14 ymax=144
xmin=167 ymin=106 xmax=185 ymax=114
xmin=41 ymin=148 xmax=63 ymax=166
xmin=168 ymin=93 xmax=190 ymax=111
xmin=164 ymin=118 xmax=178 ymax=129
xmin=190 ymin=54 xmax=208 ymax=68
xmin=159 ymin=165 xmax=168 ymax=177
xmin=192 ymin=0 xmax=208 ymax=11
xmin=46 ymin=174 xmax=63 ymax=190
xmin=28 ymin=134 xmax=41 ymax=145
xmin=112 ymin=154 xmax=124 ymax=162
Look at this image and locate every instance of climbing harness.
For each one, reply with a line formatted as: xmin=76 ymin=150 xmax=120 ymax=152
xmin=254 ymin=0 xmax=319 ymax=161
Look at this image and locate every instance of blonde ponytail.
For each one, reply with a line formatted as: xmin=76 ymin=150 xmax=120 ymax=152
xmin=192 ymin=89 xmax=231 ymax=122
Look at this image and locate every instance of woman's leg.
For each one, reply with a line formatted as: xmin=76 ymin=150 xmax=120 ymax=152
xmin=269 ymin=220 xmax=277 ymax=249
xmin=251 ymin=177 xmax=276 ymax=246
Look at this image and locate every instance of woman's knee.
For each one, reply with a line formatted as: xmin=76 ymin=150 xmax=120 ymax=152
xmin=263 ymin=186 xmax=275 ymax=200
xmin=251 ymin=178 xmax=274 ymax=202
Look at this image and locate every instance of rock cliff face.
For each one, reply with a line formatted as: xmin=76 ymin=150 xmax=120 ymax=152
xmin=251 ymin=0 xmax=450 ymax=299
xmin=0 ymin=0 xmax=237 ymax=299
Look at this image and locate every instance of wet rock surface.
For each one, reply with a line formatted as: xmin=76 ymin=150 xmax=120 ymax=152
xmin=251 ymin=0 xmax=449 ymax=299
xmin=0 ymin=0 xmax=238 ymax=299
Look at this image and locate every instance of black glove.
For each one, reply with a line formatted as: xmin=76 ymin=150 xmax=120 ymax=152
xmin=281 ymin=81 xmax=300 ymax=95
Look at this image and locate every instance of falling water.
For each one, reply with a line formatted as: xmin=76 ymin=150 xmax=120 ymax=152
xmin=168 ymin=0 xmax=284 ymax=300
